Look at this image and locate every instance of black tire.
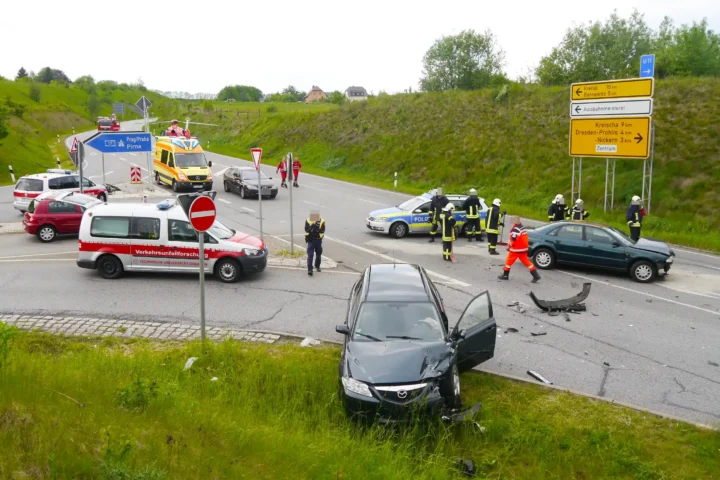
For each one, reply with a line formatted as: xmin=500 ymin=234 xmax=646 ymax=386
xmin=97 ymin=192 xmax=107 ymax=202
xmin=533 ymin=248 xmax=556 ymax=270
xmin=204 ymin=183 xmax=213 ymax=191
xmin=630 ymin=260 xmax=656 ymax=283
xmin=270 ymin=193 xmax=278 ymax=199
xmin=97 ymin=255 xmax=123 ymax=279
xmin=440 ymin=365 xmax=462 ymax=409
xmin=36 ymin=225 xmax=56 ymax=243
xmin=172 ymin=180 xmax=179 ymax=192
xmin=240 ymin=187 xmax=246 ymax=199
xmin=460 ymin=224 xmax=469 ymax=238
xmin=223 ymin=181 xmax=230 ymax=192
xmin=155 ymin=172 xmax=162 ymax=185
xmin=215 ymin=258 xmax=242 ymax=283
xmin=389 ymin=222 xmax=408 ymax=239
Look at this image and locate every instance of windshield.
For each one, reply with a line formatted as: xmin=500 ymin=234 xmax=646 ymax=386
xmin=241 ymin=171 xmax=269 ymax=181
xmin=397 ymin=197 xmax=421 ymax=211
xmin=98 ymin=120 xmax=112 ymax=126
xmin=66 ymin=195 xmax=101 ymax=207
xmin=353 ymin=302 xmax=444 ymax=342
xmin=15 ymin=178 xmax=43 ymax=192
xmin=175 ymin=153 xmax=208 ymax=168
xmin=609 ymin=226 xmax=636 ymax=245
xmin=209 ymin=221 xmax=235 ymax=240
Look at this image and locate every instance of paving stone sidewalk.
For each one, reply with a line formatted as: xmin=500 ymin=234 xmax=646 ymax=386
xmin=0 ymin=314 xmax=283 ymax=344
xmin=0 ymin=223 xmax=24 ymax=234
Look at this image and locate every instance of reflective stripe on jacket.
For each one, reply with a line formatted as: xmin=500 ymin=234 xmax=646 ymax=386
xmin=440 ymin=213 xmax=456 ymax=242
xmin=626 ymin=205 xmax=642 ymax=227
xmin=548 ymin=203 xmax=557 ymax=221
xmin=486 ymin=205 xmax=501 ymax=234
xmin=305 ymin=218 xmax=326 ymax=240
xmin=571 ymin=208 xmax=589 ymax=221
xmin=508 ymin=225 xmax=529 ymax=253
xmin=462 ymin=197 xmax=481 ymax=219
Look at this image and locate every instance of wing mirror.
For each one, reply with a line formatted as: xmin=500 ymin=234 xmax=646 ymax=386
xmin=208 ymin=160 xmax=213 ymax=167
xmin=451 ymin=329 xmax=466 ymax=342
xmin=413 ymin=209 xmax=422 ymax=213
xmin=612 ymin=241 xmax=621 ymax=247
xmin=335 ymin=324 xmax=350 ymax=335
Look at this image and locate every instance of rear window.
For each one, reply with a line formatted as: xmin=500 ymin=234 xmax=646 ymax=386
xmin=15 ymin=178 xmax=43 ymax=192
xmin=91 ymin=216 xmax=130 ymax=238
xmin=98 ymin=120 xmax=112 ymax=126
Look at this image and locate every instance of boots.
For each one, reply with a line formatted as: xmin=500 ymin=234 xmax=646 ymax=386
xmin=489 ymin=249 xmax=499 ymax=255
xmin=428 ymin=237 xmax=435 ymax=243
xmin=293 ymin=182 xmax=299 ymax=187
xmin=498 ymin=270 xmax=509 ymax=280
xmin=467 ymin=235 xmax=473 ymax=242
xmin=281 ymin=182 xmax=287 ymax=188
xmin=531 ymin=270 xmax=541 ymax=283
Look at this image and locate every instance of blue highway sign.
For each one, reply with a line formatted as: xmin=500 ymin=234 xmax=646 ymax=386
xmin=84 ymin=131 xmax=152 ymax=153
xmin=640 ymin=54 xmax=655 ymax=78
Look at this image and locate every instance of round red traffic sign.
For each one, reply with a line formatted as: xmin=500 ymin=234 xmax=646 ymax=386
xmin=189 ymin=196 xmax=216 ymax=232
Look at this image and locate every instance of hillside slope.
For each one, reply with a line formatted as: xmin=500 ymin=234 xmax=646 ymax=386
xmin=0 ymin=79 xmax=172 ymax=185
xmin=191 ymin=77 xmax=720 ymax=247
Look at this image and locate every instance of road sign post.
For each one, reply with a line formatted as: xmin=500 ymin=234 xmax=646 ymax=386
xmin=102 ymin=153 xmax=106 ymax=185
xmin=640 ymin=54 xmax=655 ymax=78
xmin=251 ymin=148 xmax=264 ymax=241
xmin=188 ymin=195 xmax=217 ymax=348
xmin=78 ymin=141 xmax=86 ymax=193
xmin=287 ymin=153 xmax=294 ymax=255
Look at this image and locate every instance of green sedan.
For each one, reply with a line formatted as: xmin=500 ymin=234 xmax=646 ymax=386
xmin=527 ymin=221 xmax=675 ymax=283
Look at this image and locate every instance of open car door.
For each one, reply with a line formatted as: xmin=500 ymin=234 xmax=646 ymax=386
xmin=453 ymin=291 xmax=497 ymax=372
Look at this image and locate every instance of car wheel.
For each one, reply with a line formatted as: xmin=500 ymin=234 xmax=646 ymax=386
xmin=460 ymin=224 xmax=468 ymax=237
xmin=215 ymin=258 xmax=242 ymax=283
xmin=97 ymin=255 xmax=123 ymax=279
xmin=389 ymin=222 xmax=407 ymax=239
xmin=270 ymin=192 xmax=278 ymax=199
xmin=240 ymin=187 xmax=246 ymax=199
xmin=440 ymin=365 xmax=462 ymax=409
xmin=533 ymin=248 xmax=556 ymax=270
xmin=223 ymin=181 xmax=230 ymax=192
xmin=37 ymin=225 xmax=56 ymax=243
xmin=97 ymin=192 xmax=107 ymax=202
xmin=172 ymin=180 xmax=179 ymax=192
xmin=631 ymin=260 xmax=656 ymax=283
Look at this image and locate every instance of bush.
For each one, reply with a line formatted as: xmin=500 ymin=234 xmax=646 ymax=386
xmin=266 ymin=104 xmax=278 ymax=113
xmin=115 ymin=377 xmax=158 ymax=412
xmin=29 ymin=84 xmax=41 ymax=102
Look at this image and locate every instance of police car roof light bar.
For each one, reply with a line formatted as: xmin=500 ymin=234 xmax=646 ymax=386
xmin=47 ymin=169 xmax=72 ymax=174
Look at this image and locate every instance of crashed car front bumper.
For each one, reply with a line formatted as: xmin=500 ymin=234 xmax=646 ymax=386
xmin=341 ymin=383 xmax=445 ymax=423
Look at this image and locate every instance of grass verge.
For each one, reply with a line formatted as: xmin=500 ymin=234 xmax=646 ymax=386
xmin=1 ymin=327 xmax=718 ymax=479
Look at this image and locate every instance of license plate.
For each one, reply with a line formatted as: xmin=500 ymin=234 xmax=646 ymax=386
xmin=192 ymin=184 xmax=203 ymax=189
xmin=19 ymin=197 xmax=30 ymax=203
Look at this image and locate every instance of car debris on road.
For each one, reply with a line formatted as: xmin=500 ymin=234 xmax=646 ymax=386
xmin=527 ymin=370 xmax=553 ymax=385
xmin=530 ymin=282 xmax=591 ymax=313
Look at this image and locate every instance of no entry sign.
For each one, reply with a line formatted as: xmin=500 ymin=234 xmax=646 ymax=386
xmin=189 ymin=196 xmax=216 ymax=232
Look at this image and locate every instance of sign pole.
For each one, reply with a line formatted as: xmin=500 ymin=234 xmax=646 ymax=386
xmin=611 ymin=159 xmax=616 ymax=210
xmin=258 ymin=169 xmax=263 ymax=242
xmin=102 ymin=153 xmax=106 ymax=185
xmin=288 ymin=153 xmax=294 ymax=255
xmin=604 ymin=158 xmax=609 ymax=213
xmin=78 ymin=143 xmax=85 ymax=194
xmin=578 ymin=158 xmax=582 ymax=199
xmin=571 ymin=158 xmax=576 ymax=202
xmin=647 ymin=125 xmax=655 ymax=214
xmin=199 ymin=231 xmax=206 ymax=348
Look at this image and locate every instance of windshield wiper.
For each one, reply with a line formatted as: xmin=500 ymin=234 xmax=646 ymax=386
xmin=385 ymin=335 xmax=423 ymax=340
xmin=355 ymin=332 xmax=382 ymax=342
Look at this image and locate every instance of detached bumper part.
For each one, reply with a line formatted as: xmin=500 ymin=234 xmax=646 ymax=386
xmin=530 ymin=282 xmax=591 ymax=312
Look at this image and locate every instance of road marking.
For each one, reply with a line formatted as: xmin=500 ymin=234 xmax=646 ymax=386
xmin=323 ymin=235 xmax=471 ymax=288
xmin=129 ymin=153 xmax=137 ymax=156
xmin=673 ymin=247 xmax=720 ymax=260
xmin=268 ymin=266 xmax=359 ymax=275
xmin=0 ymin=251 xmax=77 ymax=259
xmin=213 ymin=167 xmax=229 ymax=177
xmin=557 ymin=269 xmax=720 ymax=317
xmin=89 ymin=171 xmax=114 ymax=180
xmin=218 ymin=198 xmax=232 ymax=204
xmin=241 ymin=207 xmax=256 ymax=213
xmin=0 ymin=259 xmax=74 ymax=263
xmin=303 ymin=201 xmax=321 ymax=207
xmin=130 ymin=163 xmax=148 ymax=172
xmin=358 ymin=198 xmax=386 ymax=206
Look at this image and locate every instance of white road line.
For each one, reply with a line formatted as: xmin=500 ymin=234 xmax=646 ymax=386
xmin=241 ymin=207 xmax=256 ymax=213
xmin=90 ymin=171 xmax=114 ymax=180
xmin=303 ymin=201 xmax=321 ymax=207
xmin=129 ymin=153 xmax=137 ymax=156
xmin=268 ymin=266 xmax=359 ymax=275
xmin=323 ymin=235 xmax=471 ymax=288
xmin=0 ymin=251 xmax=77 ymax=259
xmin=358 ymin=198 xmax=386 ymax=206
xmin=557 ymin=269 xmax=720 ymax=317
xmin=218 ymin=198 xmax=232 ymax=204
xmin=213 ymin=167 xmax=229 ymax=177
xmin=0 ymin=259 xmax=74 ymax=263
xmin=673 ymin=247 xmax=720 ymax=260
xmin=130 ymin=163 xmax=148 ymax=172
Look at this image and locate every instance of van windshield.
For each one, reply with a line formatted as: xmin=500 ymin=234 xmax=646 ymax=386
xmin=175 ymin=153 xmax=208 ymax=168
xmin=209 ymin=221 xmax=235 ymax=240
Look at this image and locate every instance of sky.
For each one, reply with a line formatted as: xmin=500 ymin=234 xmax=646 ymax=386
xmin=1 ymin=0 xmax=717 ymax=96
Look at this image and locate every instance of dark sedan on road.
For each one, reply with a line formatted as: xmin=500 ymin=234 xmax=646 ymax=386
xmin=528 ymin=221 xmax=675 ymax=283
xmin=223 ymin=167 xmax=278 ymax=199
xmin=335 ymin=263 xmax=497 ymax=422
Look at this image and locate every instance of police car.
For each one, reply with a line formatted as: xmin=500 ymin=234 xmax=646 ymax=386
xmin=13 ymin=169 xmax=108 ymax=213
xmin=366 ymin=190 xmax=489 ymax=238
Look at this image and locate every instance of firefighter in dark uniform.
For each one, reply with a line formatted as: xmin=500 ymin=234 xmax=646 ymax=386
xmin=305 ymin=211 xmax=326 ymax=276
xmin=486 ymin=198 xmax=503 ymax=255
xmin=440 ymin=203 xmax=456 ymax=261
xmin=570 ymin=198 xmax=590 ymax=221
xmin=626 ymin=195 xmax=644 ymax=241
xmin=553 ymin=195 xmax=570 ymax=222
xmin=548 ymin=194 xmax=561 ymax=222
xmin=428 ymin=187 xmax=449 ymax=243
xmin=461 ymin=188 xmax=484 ymax=242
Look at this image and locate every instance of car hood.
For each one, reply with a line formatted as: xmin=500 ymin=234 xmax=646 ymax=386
xmin=225 ymin=231 xmax=264 ymax=250
xmin=179 ymin=166 xmax=211 ymax=175
xmin=244 ymin=178 xmax=276 ymax=188
xmin=346 ymin=340 xmax=453 ymax=384
xmin=631 ymin=238 xmax=672 ymax=256
xmin=369 ymin=206 xmax=403 ymax=218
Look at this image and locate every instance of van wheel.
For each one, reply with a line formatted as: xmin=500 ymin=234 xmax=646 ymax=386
xmin=97 ymin=192 xmax=107 ymax=202
xmin=155 ymin=172 xmax=162 ymax=185
xmin=37 ymin=225 xmax=56 ymax=243
xmin=97 ymin=255 xmax=124 ymax=279
xmin=631 ymin=260 xmax=656 ymax=283
xmin=172 ymin=180 xmax=179 ymax=192
xmin=215 ymin=258 xmax=241 ymax=283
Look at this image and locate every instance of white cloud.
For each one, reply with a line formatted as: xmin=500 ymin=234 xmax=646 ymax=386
xmin=1 ymin=0 xmax=717 ymax=95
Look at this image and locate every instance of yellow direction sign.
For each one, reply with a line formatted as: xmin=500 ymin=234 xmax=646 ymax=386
xmin=569 ymin=117 xmax=651 ymax=159
xmin=571 ymin=78 xmax=654 ymax=101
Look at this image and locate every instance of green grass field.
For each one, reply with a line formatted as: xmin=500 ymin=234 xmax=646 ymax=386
xmin=1 ymin=326 xmax=718 ymax=479
xmin=182 ymin=77 xmax=720 ymax=251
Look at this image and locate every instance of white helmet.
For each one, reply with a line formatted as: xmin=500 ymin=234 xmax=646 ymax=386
xmin=554 ymin=194 xmax=562 ymax=203
xmin=469 ymin=188 xmax=477 ymax=196
xmin=443 ymin=203 xmax=455 ymax=212
xmin=631 ymin=195 xmax=641 ymax=205
xmin=492 ymin=198 xmax=501 ymax=206
xmin=576 ymin=198 xmax=583 ymax=205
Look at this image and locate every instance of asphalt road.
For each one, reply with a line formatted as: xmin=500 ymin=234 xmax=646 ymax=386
xmin=1 ymin=120 xmax=720 ymax=427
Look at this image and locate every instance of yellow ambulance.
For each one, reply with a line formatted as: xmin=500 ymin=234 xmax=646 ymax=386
xmin=153 ymin=136 xmax=213 ymax=192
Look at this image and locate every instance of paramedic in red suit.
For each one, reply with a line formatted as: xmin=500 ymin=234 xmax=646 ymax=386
xmin=497 ymin=216 xmax=541 ymax=283
xmin=276 ymin=157 xmax=288 ymax=188
xmin=292 ymin=157 xmax=302 ymax=187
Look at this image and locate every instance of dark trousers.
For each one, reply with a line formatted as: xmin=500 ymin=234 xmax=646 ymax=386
xmin=429 ymin=219 xmax=439 ymax=236
xmin=442 ymin=241 xmax=453 ymax=261
xmin=487 ymin=233 xmax=498 ymax=251
xmin=307 ymin=239 xmax=323 ymax=271
xmin=466 ymin=218 xmax=482 ymax=239
xmin=629 ymin=226 xmax=641 ymax=241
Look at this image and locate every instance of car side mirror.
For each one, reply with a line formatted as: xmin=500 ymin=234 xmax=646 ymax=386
xmin=451 ymin=329 xmax=466 ymax=342
xmin=612 ymin=242 xmax=621 ymax=247
xmin=208 ymin=160 xmax=213 ymax=167
xmin=413 ymin=209 xmax=422 ymax=213
xmin=335 ymin=324 xmax=350 ymax=335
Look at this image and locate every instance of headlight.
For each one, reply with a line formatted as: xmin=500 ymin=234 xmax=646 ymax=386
xmin=342 ymin=377 xmax=373 ymax=398
xmin=243 ymin=248 xmax=261 ymax=256
xmin=666 ymin=257 xmax=673 ymax=264
xmin=178 ymin=174 xmax=187 ymax=181
xmin=247 ymin=184 xmax=258 ymax=190
xmin=376 ymin=217 xmax=390 ymax=223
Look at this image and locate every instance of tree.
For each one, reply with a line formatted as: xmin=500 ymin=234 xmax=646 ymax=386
xmin=87 ymin=94 xmax=100 ymax=117
xmin=281 ymin=85 xmax=306 ymax=102
xmin=327 ymin=91 xmax=347 ymax=104
xmin=29 ymin=84 xmax=41 ymax=102
xmin=0 ymin=105 xmax=9 ymax=144
xmin=16 ymin=67 xmax=28 ymax=80
xmin=536 ymin=10 xmax=653 ymax=85
xmin=653 ymin=18 xmax=720 ymax=78
xmin=217 ymin=85 xmax=263 ymax=102
xmin=35 ymin=67 xmax=72 ymax=85
xmin=419 ymin=29 xmax=507 ymax=92
xmin=74 ymin=75 xmax=96 ymax=93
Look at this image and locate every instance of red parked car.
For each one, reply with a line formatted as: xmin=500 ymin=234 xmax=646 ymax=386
xmin=23 ymin=191 xmax=104 ymax=242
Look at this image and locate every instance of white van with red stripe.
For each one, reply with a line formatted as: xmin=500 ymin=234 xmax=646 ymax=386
xmin=13 ymin=169 xmax=108 ymax=212
xmin=76 ymin=200 xmax=267 ymax=282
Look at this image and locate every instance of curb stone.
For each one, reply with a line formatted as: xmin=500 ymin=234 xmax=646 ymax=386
xmin=0 ymin=223 xmax=25 ymax=234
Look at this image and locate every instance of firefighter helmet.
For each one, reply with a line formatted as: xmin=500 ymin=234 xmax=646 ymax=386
xmin=469 ymin=188 xmax=477 ymax=196
xmin=576 ymin=198 xmax=583 ymax=205
xmin=443 ymin=203 xmax=455 ymax=212
xmin=632 ymin=195 xmax=641 ymax=205
xmin=557 ymin=195 xmax=565 ymax=204
xmin=492 ymin=198 xmax=501 ymax=206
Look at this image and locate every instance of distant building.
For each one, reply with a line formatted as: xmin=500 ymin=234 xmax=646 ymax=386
xmin=305 ymin=86 xmax=328 ymax=103
xmin=225 ymin=98 xmax=236 ymax=102
xmin=345 ymin=86 xmax=368 ymax=101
